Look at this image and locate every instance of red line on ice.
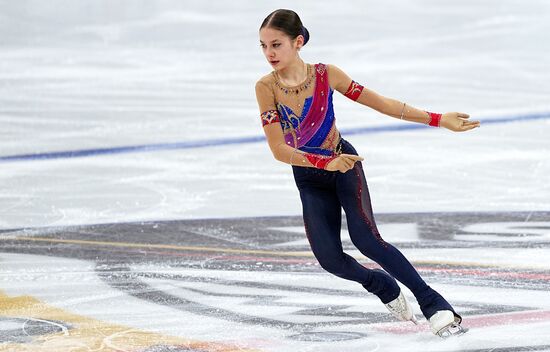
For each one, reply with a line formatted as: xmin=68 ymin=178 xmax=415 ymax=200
xmin=103 ymin=246 xmax=550 ymax=281
xmin=374 ymin=310 xmax=550 ymax=335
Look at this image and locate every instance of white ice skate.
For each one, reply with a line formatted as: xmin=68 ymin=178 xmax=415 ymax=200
xmin=385 ymin=290 xmax=418 ymax=324
xmin=429 ymin=310 xmax=468 ymax=338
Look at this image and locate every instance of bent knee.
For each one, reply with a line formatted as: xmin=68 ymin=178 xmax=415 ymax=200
xmin=316 ymin=255 xmax=347 ymax=276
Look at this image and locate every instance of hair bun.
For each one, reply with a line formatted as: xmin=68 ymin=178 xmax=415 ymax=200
xmin=301 ymin=26 xmax=310 ymax=46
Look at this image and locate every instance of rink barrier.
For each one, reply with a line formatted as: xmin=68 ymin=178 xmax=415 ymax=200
xmin=1 ymin=111 xmax=549 ymax=162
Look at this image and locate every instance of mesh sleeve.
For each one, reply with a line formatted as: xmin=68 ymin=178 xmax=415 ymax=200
xmin=255 ymin=80 xmax=280 ymax=126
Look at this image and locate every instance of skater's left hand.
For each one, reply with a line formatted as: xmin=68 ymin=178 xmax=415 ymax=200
xmin=440 ymin=112 xmax=480 ymax=132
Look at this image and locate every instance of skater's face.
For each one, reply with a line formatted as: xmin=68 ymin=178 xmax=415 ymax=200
xmin=259 ymin=27 xmax=303 ymax=71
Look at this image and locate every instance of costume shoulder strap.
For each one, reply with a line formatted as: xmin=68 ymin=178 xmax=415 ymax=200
xmin=315 ymin=63 xmax=327 ymax=78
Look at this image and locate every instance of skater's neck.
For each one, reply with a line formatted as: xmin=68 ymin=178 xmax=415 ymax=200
xmin=275 ymin=58 xmax=308 ymax=87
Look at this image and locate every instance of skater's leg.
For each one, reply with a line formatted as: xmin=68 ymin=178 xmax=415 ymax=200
xmin=336 ymin=159 xmax=427 ymax=293
xmin=335 ymin=140 xmax=458 ymax=320
xmin=297 ymin=180 xmax=399 ymax=304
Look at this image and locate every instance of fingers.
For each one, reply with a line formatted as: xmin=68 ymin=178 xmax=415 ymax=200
xmin=452 ymin=113 xmax=480 ymax=132
xmin=459 ymin=120 xmax=477 ymax=126
xmin=337 ymin=154 xmax=363 ymax=173
xmin=342 ymin=155 xmax=362 ymax=168
xmin=340 ymin=154 xmax=364 ymax=162
xmin=343 ymin=158 xmax=354 ymax=169
xmin=463 ymin=124 xmax=479 ymax=131
xmin=461 ymin=119 xmax=480 ymax=127
xmin=456 ymin=120 xmax=480 ymax=132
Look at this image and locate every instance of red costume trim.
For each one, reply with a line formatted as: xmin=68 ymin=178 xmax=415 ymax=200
xmin=344 ymin=80 xmax=364 ymax=101
xmin=305 ymin=153 xmax=337 ymax=170
xmin=261 ymin=110 xmax=281 ymax=126
xmin=353 ymin=163 xmax=388 ymax=248
xmin=284 ymin=63 xmax=330 ymax=148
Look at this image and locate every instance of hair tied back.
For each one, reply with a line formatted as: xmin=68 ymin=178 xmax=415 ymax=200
xmin=260 ymin=9 xmax=311 ymax=47
xmin=301 ymin=26 xmax=310 ymax=45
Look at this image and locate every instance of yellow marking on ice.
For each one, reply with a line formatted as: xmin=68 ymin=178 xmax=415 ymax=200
xmin=14 ymin=236 xmax=314 ymax=257
xmin=0 ymin=290 xmax=261 ymax=352
xmin=9 ymin=236 xmax=550 ymax=271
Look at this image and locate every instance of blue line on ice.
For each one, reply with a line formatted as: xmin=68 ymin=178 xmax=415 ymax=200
xmin=2 ymin=112 xmax=549 ymax=163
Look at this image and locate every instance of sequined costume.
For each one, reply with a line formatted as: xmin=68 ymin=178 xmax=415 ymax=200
xmin=257 ymin=63 xmax=345 ymax=157
xmin=255 ymin=63 xmax=460 ymax=321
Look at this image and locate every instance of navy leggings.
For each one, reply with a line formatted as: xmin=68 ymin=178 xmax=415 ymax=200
xmin=292 ymin=138 xmax=456 ymax=320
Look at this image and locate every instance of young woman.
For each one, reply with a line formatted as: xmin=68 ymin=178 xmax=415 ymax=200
xmin=255 ymin=9 xmax=479 ymax=338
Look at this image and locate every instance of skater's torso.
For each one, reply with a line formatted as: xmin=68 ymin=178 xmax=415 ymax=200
xmin=256 ymin=63 xmax=342 ymax=157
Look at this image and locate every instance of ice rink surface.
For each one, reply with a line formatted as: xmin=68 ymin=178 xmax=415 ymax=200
xmin=1 ymin=1 xmax=550 ymax=351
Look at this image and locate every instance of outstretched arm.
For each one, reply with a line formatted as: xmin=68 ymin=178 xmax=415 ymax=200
xmin=327 ymin=64 xmax=480 ymax=132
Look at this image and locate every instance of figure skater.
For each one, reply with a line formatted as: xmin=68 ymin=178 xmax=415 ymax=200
xmin=254 ymin=9 xmax=479 ymax=337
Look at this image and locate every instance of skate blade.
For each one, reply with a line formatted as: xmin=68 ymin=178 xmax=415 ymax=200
xmin=436 ymin=322 xmax=468 ymax=338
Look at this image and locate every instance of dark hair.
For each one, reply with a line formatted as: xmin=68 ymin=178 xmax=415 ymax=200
xmin=260 ymin=9 xmax=310 ymax=46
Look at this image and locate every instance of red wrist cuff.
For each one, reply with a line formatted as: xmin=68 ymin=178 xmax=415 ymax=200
xmin=305 ymin=153 xmax=336 ymax=170
xmin=426 ymin=111 xmax=442 ymax=127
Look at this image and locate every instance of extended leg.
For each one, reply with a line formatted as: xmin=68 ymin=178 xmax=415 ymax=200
xmin=298 ymin=185 xmax=399 ymax=304
xmin=336 ymin=161 xmax=460 ymax=323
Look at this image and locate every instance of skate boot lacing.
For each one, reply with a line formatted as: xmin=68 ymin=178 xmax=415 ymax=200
xmin=385 ymin=291 xmax=418 ymax=324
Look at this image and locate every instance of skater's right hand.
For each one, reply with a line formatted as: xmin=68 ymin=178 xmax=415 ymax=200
xmin=325 ymin=154 xmax=364 ymax=173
